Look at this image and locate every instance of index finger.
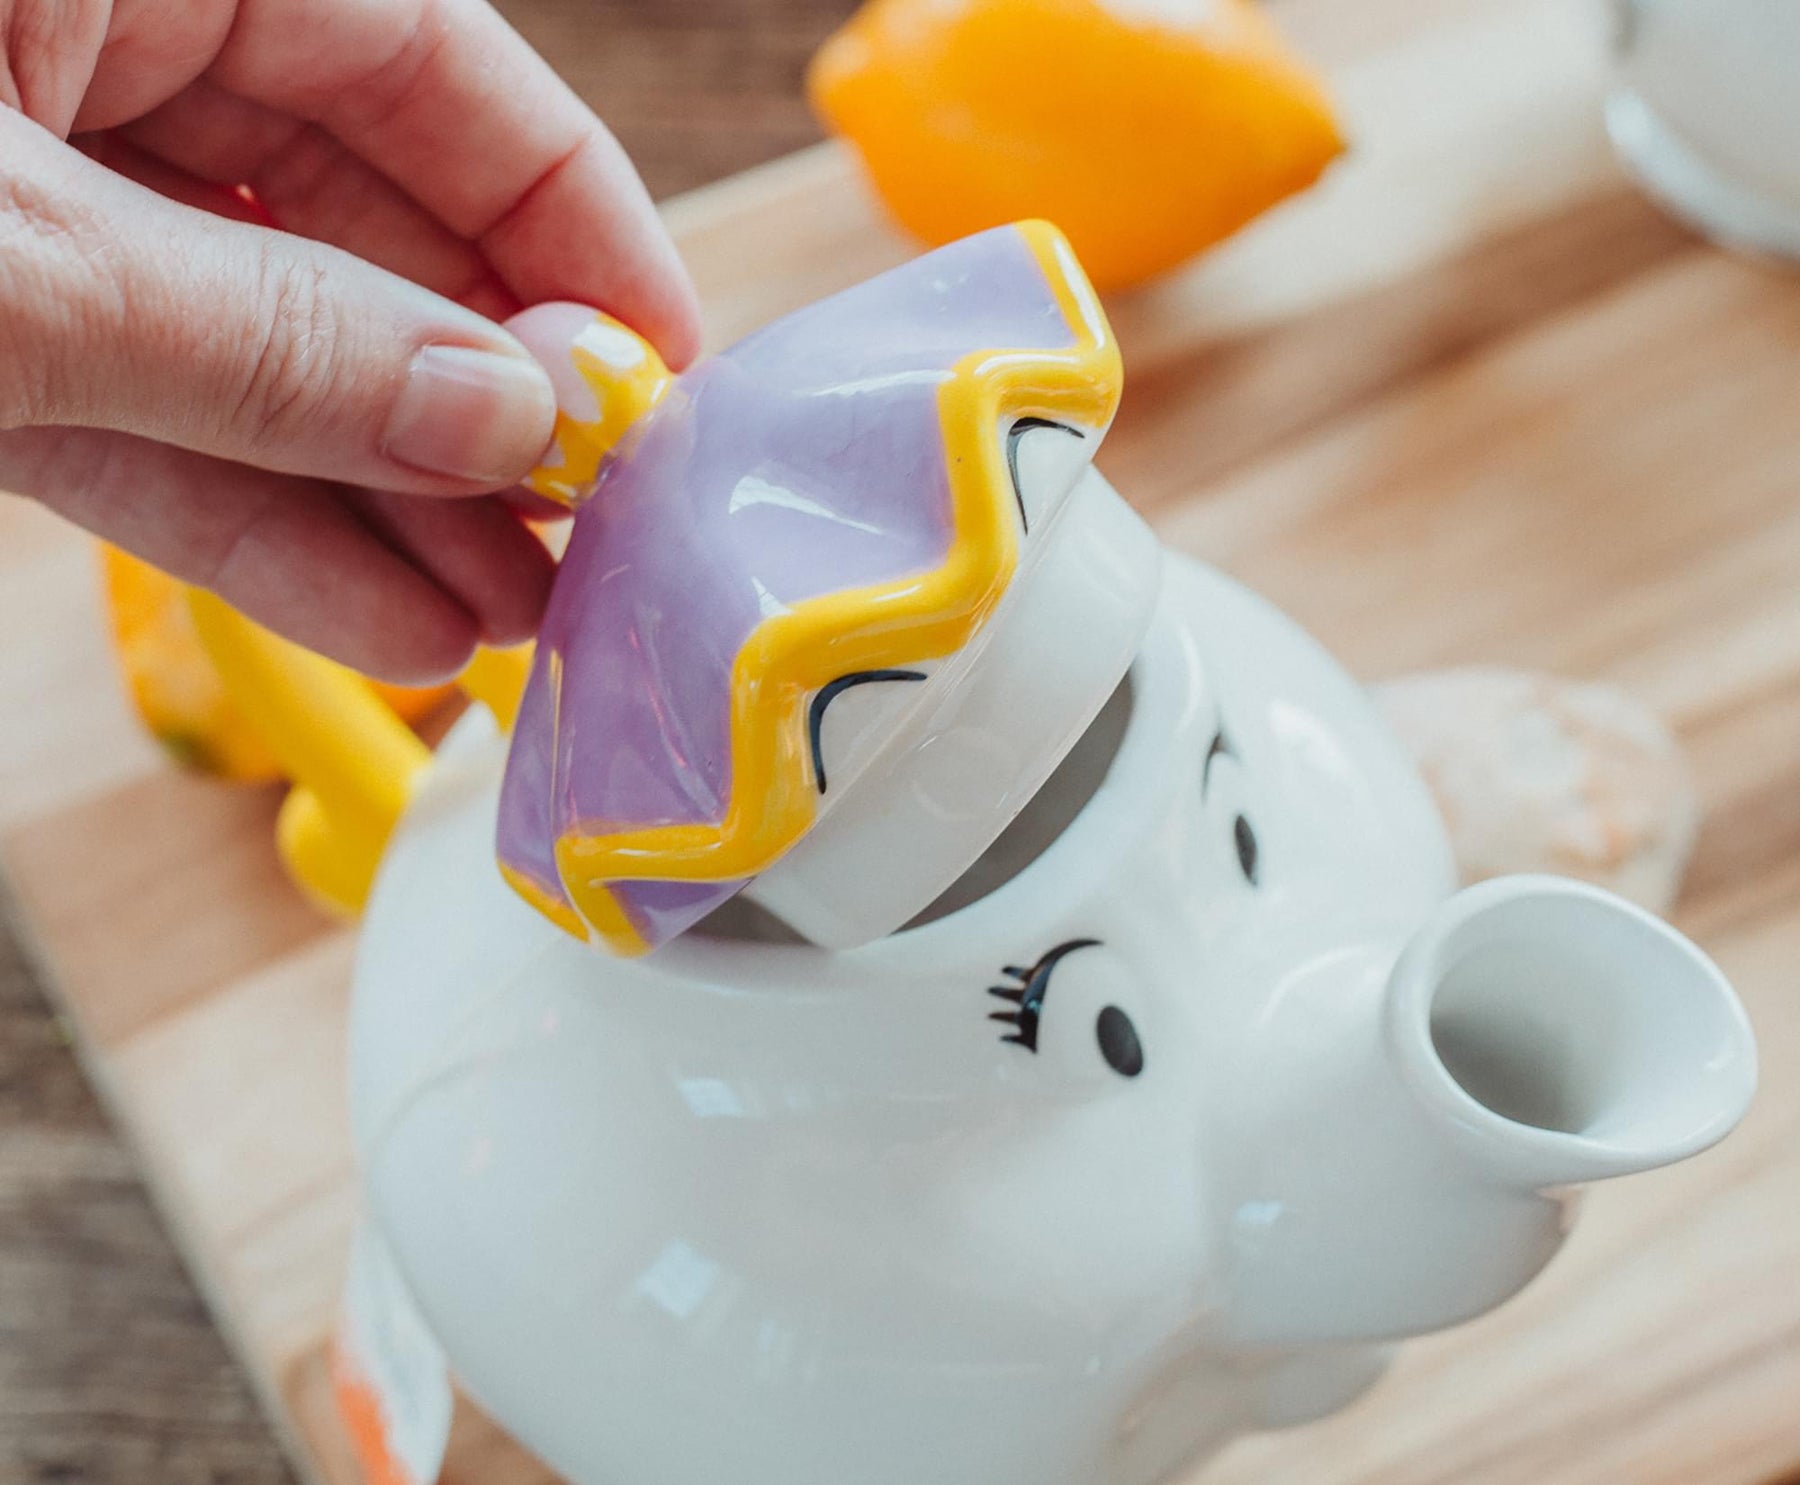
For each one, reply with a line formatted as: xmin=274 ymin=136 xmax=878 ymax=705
xmin=210 ymin=0 xmax=702 ymax=365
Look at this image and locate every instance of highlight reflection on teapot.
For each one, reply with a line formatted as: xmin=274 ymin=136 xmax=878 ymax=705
xmin=190 ymin=222 xmax=1756 ymax=1485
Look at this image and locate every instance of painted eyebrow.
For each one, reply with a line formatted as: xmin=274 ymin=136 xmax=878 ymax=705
xmin=1005 ymin=417 xmax=1083 ymax=534
xmin=1202 ymin=728 xmax=1234 ymax=797
xmin=808 ymin=669 xmax=926 ymax=793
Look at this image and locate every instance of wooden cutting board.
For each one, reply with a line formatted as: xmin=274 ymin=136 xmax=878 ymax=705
xmin=6 ymin=0 xmax=1800 ymax=1481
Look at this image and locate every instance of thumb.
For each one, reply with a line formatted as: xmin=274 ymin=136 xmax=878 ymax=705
xmin=1 ymin=111 xmax=555 ymax=495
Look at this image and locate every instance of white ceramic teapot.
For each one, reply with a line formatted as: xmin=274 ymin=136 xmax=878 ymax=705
xmin=197 ymin=224 xmax=1755 ymax=1485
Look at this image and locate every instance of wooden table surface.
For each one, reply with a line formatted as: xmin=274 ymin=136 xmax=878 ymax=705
xmin=12 ymin=3 xmax=1800 ymax=1484
xmin=0 ymin=2 xmax=852 ymax=1478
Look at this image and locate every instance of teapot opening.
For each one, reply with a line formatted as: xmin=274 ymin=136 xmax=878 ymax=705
xmin=1430 ymin=965 xmax=1609 ymax=1137
xmin=691 ymin=675 xmax=1134 ymax=946
xmin=904 ymin=673 xmax=1134 ymax=929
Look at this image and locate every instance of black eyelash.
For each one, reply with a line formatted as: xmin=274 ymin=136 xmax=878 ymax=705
xmin=988 ymin=937 xmax=1101 ymax=1052
xmin=1005 ymin=417 xmax=1082 ymax=534
xmin=808 ymin=669 xmax=925 ymax=793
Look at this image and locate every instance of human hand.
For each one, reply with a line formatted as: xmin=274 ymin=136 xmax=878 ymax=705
xmin=0 ymin=0 xmax=701 ymax=681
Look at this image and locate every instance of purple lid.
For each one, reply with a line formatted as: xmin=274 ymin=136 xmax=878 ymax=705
xmin=498 ymin=221 xmax=1122 ymax=954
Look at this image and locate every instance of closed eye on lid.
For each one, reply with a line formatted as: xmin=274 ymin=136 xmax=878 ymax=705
xmin=1006 ymin=417 xmax=1083 ymax=534
xmin=808 ymin=669 xmax=927 ymax=793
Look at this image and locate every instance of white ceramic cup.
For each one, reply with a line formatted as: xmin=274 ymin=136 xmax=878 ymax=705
xmin=1608 ymin=0 xmax=1800 ymax=259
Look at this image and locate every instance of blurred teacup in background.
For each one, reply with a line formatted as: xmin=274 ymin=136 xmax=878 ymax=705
xmin=1609 ymin=0 xmax=1800 ymax=259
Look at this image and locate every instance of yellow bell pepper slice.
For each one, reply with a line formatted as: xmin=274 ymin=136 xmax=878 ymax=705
xmin=101 ymin=544 xmax=451 ymax=780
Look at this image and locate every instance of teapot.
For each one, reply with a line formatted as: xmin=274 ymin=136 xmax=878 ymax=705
xmin=191 ymin=223 xmax=1755 ymax=1485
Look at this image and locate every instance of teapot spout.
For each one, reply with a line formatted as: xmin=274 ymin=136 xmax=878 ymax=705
xmin=1221 ymin=876 xmax=1753 ymax=1348
xmin=1386 ymin=876 xmax=1757 ymax=1189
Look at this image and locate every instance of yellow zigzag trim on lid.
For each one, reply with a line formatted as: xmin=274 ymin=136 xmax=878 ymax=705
xmin=528 ymin=222 xmax=1121 ymax=954
xmin=501 ymin=860 xmax=609 ymax=945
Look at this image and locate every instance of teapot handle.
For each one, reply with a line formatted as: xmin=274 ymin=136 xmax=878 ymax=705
xmin=186 ymin=587 xmax=530 ymax=916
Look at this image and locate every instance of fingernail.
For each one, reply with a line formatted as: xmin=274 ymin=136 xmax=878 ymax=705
xmin=384 ymin=345 xmax=556 ymax=485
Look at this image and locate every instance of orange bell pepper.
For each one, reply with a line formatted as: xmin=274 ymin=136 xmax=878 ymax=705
xmin=810 ymin=0 xmax=1345 ymax=291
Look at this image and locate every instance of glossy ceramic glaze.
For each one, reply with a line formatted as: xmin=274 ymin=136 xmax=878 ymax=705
xmin=341 ymin=551 xmax=1756 ymax=1485
xmin=495 ymin=222 xmax=1151 ymax=955
xmin=324 ymin=223 xmax=1757 ymax=1485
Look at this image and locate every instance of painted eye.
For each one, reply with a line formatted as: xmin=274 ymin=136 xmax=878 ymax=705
xmin=1204 ymin=727 xmax=1260 ymax=889
xmin=1005 ymin=417 xmax=1084 ymax=533
xmin=1095 ymin=1005 xmax=1143 ymax=1077
xmin=808 ymin=669 xmax=925 ymax=793
xmin=1234 ymin=813 xmax=1260 ymax=885
xmin=988 ymin=937 xmax=1100 ymax=1052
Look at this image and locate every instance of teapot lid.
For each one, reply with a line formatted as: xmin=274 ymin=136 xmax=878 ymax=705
xmin=496 ymin=221 xmax=1158 ymax=954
